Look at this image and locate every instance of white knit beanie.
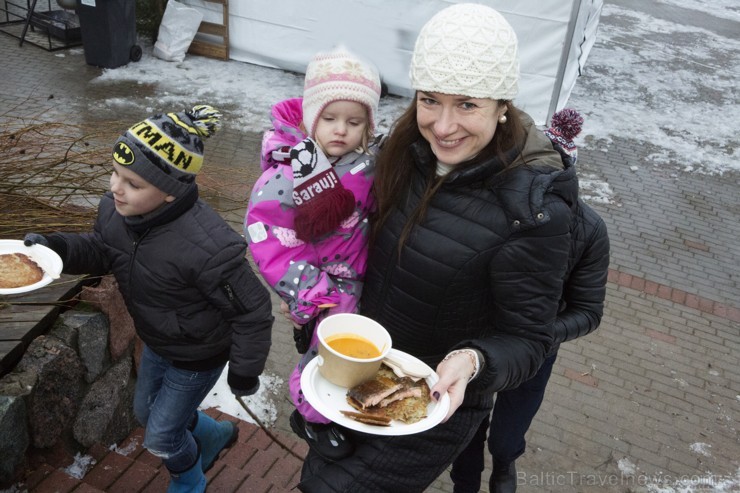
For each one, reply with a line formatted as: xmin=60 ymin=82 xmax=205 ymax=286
xmin=410 ymin=3 xmax=520 ymax=100
xmin=302 ymin=46 xmax=381 ymax=139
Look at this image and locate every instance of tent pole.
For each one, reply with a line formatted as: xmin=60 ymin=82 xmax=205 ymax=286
xmin=548 ymin=0 xmax=583 ymax=126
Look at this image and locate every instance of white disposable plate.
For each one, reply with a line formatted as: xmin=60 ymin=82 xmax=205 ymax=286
xmin=0 ymin=239 xmax=63 ymax=295
xmin=300 ymin=348 xmax=450 ymax=436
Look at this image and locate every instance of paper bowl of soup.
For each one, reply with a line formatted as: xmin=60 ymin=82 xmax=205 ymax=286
xmin=316 ymin=313 xmax=392 ymax=388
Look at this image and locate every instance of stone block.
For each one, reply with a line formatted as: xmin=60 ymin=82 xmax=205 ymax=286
xmin=55 ymin=311 xmax=111 ymax=383
xmin=77 ymin=313 xmax=111 ymax=383
xmin=49 ymin=313 xmax=81 ymax=348
xmin=80 ymin=275 xmax=136 ymax=361
xmin=17 ymin=336 xmax=85 ymax=449
xmin=0 ymin=396 xmax=30 ymax=486
xmin=73 ymin=357 xmax=137 ymax=448
xmin=0 ymin=368 xmax=38 ymax=398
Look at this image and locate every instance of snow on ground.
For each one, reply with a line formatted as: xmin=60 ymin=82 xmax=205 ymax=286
xmin=571 ymin=3 xmax=739 ymax=175
xmin=198 ymin=363 xmax=284 ymax=427
xmin=689 ymin=442 xmax=712 ymax=457
xmin=61 ymin=453 xmax=95 ymax=480
xmin=617 ymin=458 xmax=740 ymax=493
xmin=654 ymin=0 xmax=740 ymax=23
xmin=91 ymin=45 xmax=410 ymax=138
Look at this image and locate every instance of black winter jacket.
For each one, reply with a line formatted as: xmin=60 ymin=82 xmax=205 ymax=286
xmin=361 ymin=116 xmax=579 ymax=396
xmin=49 ymin=191 xmax=274 ymax=390
xmin=549 ymin=196 xmax=610 ymax=355
xmin=298 ymin=117 xmax=579 ymax=493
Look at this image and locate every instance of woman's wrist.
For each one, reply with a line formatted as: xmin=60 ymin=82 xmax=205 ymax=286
xmin=442 ymin=348 xmax=480 ymax=381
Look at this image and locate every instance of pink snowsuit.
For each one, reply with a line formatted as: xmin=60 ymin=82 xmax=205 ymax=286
xmin=244 ymin=98 xmax=376 ymax=423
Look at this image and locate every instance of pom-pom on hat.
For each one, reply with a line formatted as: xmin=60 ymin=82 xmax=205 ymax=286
xmin=411 ymin=3 xmax=520 ymax=100
xmin=112 ymin=104 xmax=222 ymax=197
xmin=544 ymin=108 xmax=584 ymax=162
xmin=302 ymin=46 xmax=381 ymax=139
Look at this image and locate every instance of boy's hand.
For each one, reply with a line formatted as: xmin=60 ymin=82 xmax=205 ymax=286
xmin=23 ymin=232 xmax=67 ymax=260
xmin=23 ymin=233 xmax=50 ymax=248
xmin=228 ymin=375 xmax=260 ymax=397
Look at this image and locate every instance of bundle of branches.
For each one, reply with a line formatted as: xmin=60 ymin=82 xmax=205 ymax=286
xmin=1 ymin=118 xmax=262 ymax=238
xmin=0 ymin=120 xmax=115 ymax=238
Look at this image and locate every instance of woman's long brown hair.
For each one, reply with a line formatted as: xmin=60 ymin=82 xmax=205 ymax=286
xmin=371 ymin=95 xmax=528 ymax=250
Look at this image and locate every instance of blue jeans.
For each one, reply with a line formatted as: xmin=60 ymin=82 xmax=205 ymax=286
xmin=133 ymin=345 xmax=225 ymax=472
xmin=450 ymin=353 xmax=557 ymax=493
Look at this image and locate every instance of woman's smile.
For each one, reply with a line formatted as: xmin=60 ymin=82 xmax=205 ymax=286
xmin=435 ymin=136 xmax=464 ymax=147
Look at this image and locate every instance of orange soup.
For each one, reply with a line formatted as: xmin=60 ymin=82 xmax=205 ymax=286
xmin=326 ymin=333 xmax=381 ymax=359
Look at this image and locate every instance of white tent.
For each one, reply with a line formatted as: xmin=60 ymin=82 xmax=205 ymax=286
xmin=181 ymin=0 xmax=602 ymax=125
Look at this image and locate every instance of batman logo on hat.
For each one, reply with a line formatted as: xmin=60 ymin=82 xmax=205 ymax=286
xmin=113 ymin=142 xmax=135 ymax=165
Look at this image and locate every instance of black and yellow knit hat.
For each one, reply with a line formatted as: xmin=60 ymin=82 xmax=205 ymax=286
xmin=112 ymin=104 xmax=221 ymax=196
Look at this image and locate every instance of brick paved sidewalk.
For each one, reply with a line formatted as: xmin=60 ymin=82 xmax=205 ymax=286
xmin=20 ymin=409 xmax=308 ymax=493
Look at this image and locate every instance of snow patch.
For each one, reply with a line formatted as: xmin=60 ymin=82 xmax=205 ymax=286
xmin=110 ymin=438 xmax=139 ymax=456
xmin=62 ymin=452 xmax=96 ymax=480
xmin=689 ymin=442 xmax=712 ymax=457
xmin=199 ymin=365 xmax=285 ymax=427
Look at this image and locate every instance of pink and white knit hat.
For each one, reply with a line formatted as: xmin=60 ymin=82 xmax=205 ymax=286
xmin=302 ymin=46 xmax=381 ymax=138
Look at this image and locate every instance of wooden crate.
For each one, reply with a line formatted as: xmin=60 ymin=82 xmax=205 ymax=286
xmin=188 ymin=0 xmax=229 ymax=60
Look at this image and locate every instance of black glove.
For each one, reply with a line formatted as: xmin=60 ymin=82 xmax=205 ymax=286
xmin=23 ymin=232 xmax=67 ymax=259
xmin=23 ymin=233 xmax=50 ymax=248
xmin=228 ymin=374 xmax=260 ymax=397
xmin=293 ymin=318 xmax=317 ymax=354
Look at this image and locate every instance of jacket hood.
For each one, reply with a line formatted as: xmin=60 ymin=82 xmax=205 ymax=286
xmin=260 ymin=98 xmax=306 ymax=171
xmin=270 ymin=97 xmax=304 ymax=141
xmin=493 ymin=134 xmax=579 ymax=230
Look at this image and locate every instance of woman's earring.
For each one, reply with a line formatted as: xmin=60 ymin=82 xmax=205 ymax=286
xmin=498 ymin=114 xmax=508 ymax=124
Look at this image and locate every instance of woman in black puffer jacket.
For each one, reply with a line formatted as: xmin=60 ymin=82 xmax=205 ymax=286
xmin=296 ymin=4 xmax=579 ymax=493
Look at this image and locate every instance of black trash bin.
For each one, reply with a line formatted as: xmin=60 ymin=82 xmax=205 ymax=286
xmin=76 ymin=0 xmax=142 ymax=68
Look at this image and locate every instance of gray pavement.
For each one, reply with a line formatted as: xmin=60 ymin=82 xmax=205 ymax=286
xmin=1 ymin=1 xmax=738 ymax=491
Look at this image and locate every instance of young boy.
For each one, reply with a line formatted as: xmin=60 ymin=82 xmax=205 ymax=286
xmin=25 ymin=105 xmax=274 ymax=492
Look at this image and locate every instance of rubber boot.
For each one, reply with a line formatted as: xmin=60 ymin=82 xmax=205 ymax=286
xmin=490 ymin=461 xmax=517 ymax=493
xmin=191 ymin=410 xmax=239 ymax=471
xmin=167 ymin=454 xmax=206 ymax=493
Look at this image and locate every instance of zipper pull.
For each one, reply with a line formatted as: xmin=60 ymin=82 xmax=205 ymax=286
xmin=222 ymin=282 xmax=235 ymax=300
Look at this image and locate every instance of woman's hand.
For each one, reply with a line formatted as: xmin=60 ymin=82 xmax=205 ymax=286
xmin=431 ymin=351 xmax=476 ymax=422
xmin=279 ymin=301 xmax=302 ymax=329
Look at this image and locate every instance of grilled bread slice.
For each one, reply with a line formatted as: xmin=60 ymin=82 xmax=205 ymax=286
xmin=345 ymin=364 xmax=431 ymax=425
xmin=339 ymin=410 xmax=392 ymax=426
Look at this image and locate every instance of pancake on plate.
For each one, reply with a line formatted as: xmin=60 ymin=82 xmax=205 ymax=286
xmin=0 ymin=253 xmax=44 ymax=288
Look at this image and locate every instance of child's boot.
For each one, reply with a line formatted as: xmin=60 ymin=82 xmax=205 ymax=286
xmin=191 ymin=410 xmax=239 ymax=471
xmin=167 ymin=454 xmax=206 ymax=493
xmin=289 ymin=409 xmax=353 ymax=461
